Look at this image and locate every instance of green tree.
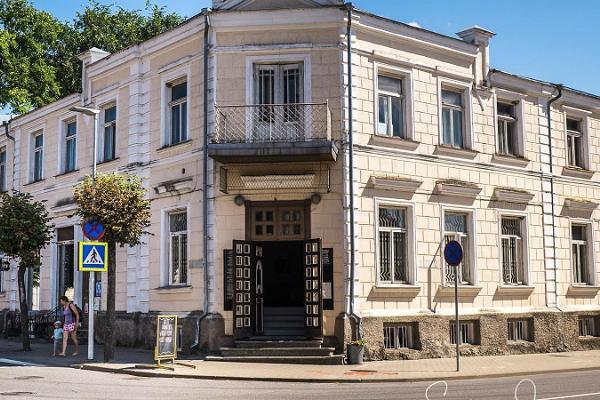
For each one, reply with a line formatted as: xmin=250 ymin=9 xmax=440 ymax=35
xmin=0 ymin=0 xmax=185 ymax=112
xmin=0 ymin=192 xmax=53 ymax=351
xmin=73 ymin=173 xmax=151 ymax=361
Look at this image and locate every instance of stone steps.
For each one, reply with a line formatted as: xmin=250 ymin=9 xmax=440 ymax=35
xmin=220 ymin=346 xmax=335 ymax=357
xmin=206 ymin=354 xmax=345 ymax=365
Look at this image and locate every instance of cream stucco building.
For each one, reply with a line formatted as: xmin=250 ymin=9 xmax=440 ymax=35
xmin=1 ymin=0 xmax=600 ymax=361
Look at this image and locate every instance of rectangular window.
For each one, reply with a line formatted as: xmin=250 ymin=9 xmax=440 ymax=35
xmin=103 ymin=105 xmax=116 ymax=162
xmin=579 ymin=317 xmax=597 ymax=337
xmin=32 ymin=132 xmax=43 ymax=182
xmin=377 ymin=75 xmax=404 ymax=138
xmin=64 ymin=120 xmax=77 ymax=173
xmin=572 ymin=224 xmax=592 ymax=285
xmin=497 ymin=102 xmax=517 ymax=156
xmin=0 ymin=147 xmax=6 ymax=192
xmin=444 ymin=212 xmax=471 ymax=285
xmin=450 ymin=320 xmax=478 ymax=345
xmin=508 ymin=319 xmax=533 ymax=342
xmin=169 ymin=81 xmax=188 ymax=145
xmin=441 ymin=89 xmax=464 ymax=148
xmin=566 ymin=118 xmax=584 ymax=168
xmin=384 ymin=323 xmax=417 ymax=349
xmin=379 ymin=207 xmax=408 ymax=284
xmin=501 ymin=217 xmax=525 ymax=285
xmin=168 ymin=211 xmax=188 ymax=285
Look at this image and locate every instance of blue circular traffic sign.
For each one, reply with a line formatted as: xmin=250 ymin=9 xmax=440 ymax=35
xmin=83 ymin=220 xmax=105 ymax=241
xmin=444 ymin=240 xmax=463 ymax=267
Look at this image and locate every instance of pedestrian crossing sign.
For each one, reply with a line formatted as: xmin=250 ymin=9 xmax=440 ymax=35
xmin=78 ymin=242 xmax=108 ymax=272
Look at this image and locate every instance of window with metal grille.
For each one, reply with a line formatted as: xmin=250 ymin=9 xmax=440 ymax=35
xmin=566 ymin=117 xmax=584 ymax=168
xmin=579 ymin=317 xmax=597 ymax=337
xmin=31 ymin=131 xmax=43 ymax=182
xmin=571 ymin=224 xmax=591 ymax=285
xmin=497 ymin=102 xmax=517 ymax=156
xmin=168 ymin=211 xmax=188 ymax=285
xmin=379 ymin=207 xmax=408 ymax=284
xmin=444 ymin=212 xmax=471 ymax=285
xmin=441 ymin=89 xmax=464 ymax=148
xmin=378 ymin=75 xmax=405 ymax=138
xmin=501 ymin=217 xmax=525 ymax=285
xmin=508 ymin=319 xmax=533 ymax=342
xmin=64 ymin=120 xmax=77 ymax=173
xmin=168 ymin=81 xmax=187 ymax=145
xmin=102 ymin=105 xmax=117 ymax=161
xmin=450 ymin=320 xmax=478 ymax=345
xmin=0 ymin=147 xmax=6 ymax=192
xmin=384 ymin=323 xmax=417 ymax=349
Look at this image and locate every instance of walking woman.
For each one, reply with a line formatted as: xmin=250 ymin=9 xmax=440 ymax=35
xmin=57 ymin=295 xmax=79 ymax=356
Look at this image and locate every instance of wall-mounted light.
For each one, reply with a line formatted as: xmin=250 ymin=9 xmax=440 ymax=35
xmin=234 ymin=194 xmax=245 ymax=206
xmin=310 ymin=193 xmax=322 ymax=205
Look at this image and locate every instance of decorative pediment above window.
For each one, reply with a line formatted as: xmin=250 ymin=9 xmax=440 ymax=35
xmin=52 ymin=197 xmax=77 ymax=216
xmin=154 ymin=178 xmax=194 ymax=195
xmin=434 ymin=179 xmax=481 ymax=198
xmin=492 ymin=187 xmax=534 ymax=204
xmin=368 ymin=176 xmax=422 ymax=194
xmin=564 ymin=198 xmax=599 ymax=212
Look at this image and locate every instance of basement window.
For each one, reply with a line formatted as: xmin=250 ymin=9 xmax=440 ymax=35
xmin=450 ymin=320 xmax=479 ymax=345
xmin=384 ymin=323 xmax=417 ymax=349
xmin=507 ymin=318 xmax=533 ymax=342
xmin=579 ymin=316 xmax=599 ymax=337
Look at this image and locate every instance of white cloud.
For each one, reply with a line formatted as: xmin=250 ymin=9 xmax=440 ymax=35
xmin=407 ymin=21 xmax=421 ymax=28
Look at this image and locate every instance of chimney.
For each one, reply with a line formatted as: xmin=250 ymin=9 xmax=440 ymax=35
xmin=78 ymin=47 xmax=110 ymax=105
xmin=456 ymin=26 xmax=495 ymax=86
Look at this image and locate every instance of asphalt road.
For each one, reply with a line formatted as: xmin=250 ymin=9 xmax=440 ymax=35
xmin=2 ymin=364 xmax=600 ymax=400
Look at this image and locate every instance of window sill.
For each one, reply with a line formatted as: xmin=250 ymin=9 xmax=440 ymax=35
xmin=579 ymin=336 xmax=600 ymax=341
xmin=98 ymin=157 xmax=120 ymax=166
xmin=54 ymin=169 xmax=79 ymax=178
xmin=562 ymin=166 xmax=594 ymax=179
xmin=567 ymin=285 xmax=600 ymax=297
xmin=435 ymin=285 xmax=482 ymax=299
xmin=491 ymin=153 xmax=530 ymax=168
xmin=368 ymin=284 xmax=421 ymax=300
xmin=0 ymin=292 xmax=6 ymax=298
xmin=155 ymin=285 xmax=193 ymax=293
xmin=157 ymin=139 xmax=192 ymax=152
xmin=495 ymin=285 xmax=535 ymax=296
xmin=369 ymin=135 xmax=420 ymax=151
xmin=434 ymin=145 xmax=478 ymax=160
xmin=23 ymin=179 xmax=45 ymax=187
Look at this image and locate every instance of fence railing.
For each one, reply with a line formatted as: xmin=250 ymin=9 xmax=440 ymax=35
xmin=213 ymin=102 xmax=331 ymax=144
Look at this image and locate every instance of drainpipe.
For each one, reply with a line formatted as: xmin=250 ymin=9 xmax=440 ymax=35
xmin=345 ymin=2 xmax=361 ymax=339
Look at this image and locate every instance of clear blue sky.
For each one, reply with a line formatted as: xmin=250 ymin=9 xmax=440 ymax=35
xmin=23 ymin=0 xmax=600 ymax=96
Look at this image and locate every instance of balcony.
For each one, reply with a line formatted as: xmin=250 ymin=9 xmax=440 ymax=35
xmin=209 ymin=102 xmax=338 ymax=163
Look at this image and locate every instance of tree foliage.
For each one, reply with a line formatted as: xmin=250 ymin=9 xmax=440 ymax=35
xmin=0 ymin=0 xmax=185 ymax=113
xmin=73 ymin=173 xmax=151 ymax=246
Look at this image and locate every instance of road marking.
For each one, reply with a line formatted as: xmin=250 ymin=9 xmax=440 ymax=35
xmin=0 ymin=358 xmax=43 ymax=367
xmin=539 ymin=393 xmax=600 ymax=400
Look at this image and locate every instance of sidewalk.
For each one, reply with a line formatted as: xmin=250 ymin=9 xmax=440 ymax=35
xmin=80 ymin=350 xmax=600 ymax=383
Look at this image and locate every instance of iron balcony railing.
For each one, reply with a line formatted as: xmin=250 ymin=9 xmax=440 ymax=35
xmin=213 ymin=102 xmax=332 ymax=144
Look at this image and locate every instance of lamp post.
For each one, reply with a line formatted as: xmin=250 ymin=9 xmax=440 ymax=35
xmin=70 ymin=106 xmax=100 ymax=361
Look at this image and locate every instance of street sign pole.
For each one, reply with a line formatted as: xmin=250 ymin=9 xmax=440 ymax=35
xmin=88 ymin=111 xmax=98 ymax=361
xmin=455 ymin=251 xmax=460 ymax=372
xmin=443 ymin=237 xmax=463 ymax=373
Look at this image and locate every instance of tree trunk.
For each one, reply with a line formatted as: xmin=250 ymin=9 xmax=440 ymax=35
xmin=17 ymin=266 xmax=31 ymax=352
xmin=103 ymin=241 xmax=116 ymax=361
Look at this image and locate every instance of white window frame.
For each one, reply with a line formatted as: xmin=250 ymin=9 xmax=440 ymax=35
xmin=160 ymin=205 xmax=190 ymax=287
xmin=58 ymin=115 xmax=78 ymax=174
xmin=438 ymin=78 xmax=473 ymax=149
xmin=493 ymin=89 xmax=526 ymax=158
xmin=579 ymin=316 xmax=597 ymax=337
xmin=441 ymin=206 xmax=477 ymax=286
xmin=375 ymin=198 xmax=417 ymax=286
xmin=384 ymin=323 xmax=416 ymax=349
xmin=29 ymin=129 xmax=44 ymax=182
xmin=498 ymin=212 xmax=530 ymax=286
xmin=570 ymin=220 xmax=595 ymax=286
xmin=450 ymin=320 xmax=478 ymax=345
xmin=564 ymin=114 xmax=590 ymax=170
xmin=0 ymin=146 xmax=6 ymax=192
xmin=99 ymin=101 xmax=117 ymax=162
xmin=507 ymin=318 xmax=533 ymax=342
xmin=160 ymin=66 xmax=191 ymax=147
xmin=373 ymin=63 xmax=415 ymax=141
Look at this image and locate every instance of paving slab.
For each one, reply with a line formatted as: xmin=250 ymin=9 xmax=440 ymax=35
xmin=80 ymin=350 xmax=600 ymax=383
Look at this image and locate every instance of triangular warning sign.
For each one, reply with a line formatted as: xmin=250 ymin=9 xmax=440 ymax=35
xmin=83 ymin=246 xmax=104 ymax=265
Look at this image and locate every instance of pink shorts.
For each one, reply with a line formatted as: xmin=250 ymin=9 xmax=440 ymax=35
xmin=63 ymin=323 xmax=76 ymax=333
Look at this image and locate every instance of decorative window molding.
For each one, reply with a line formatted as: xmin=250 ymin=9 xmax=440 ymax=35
xmin=569 ymin=220 xmax=595 ymax=286
xmin=154 ymin=177 xmax=194 ymax=195
xmin=492 ymin=187 xmax=534 ymax=204
xmin=563 ymin=113 xmax=590 ymax=171
xmin=160 ymin=66 xmax=191 ymax=148
xmin=564 ymin=198 xmax=598 ymax=213
xmin=373 ymin=63 xmax=415 ymax=141
xmin=161 ymin=207 xmax=190 ymax=287
xmin=368 ymin=176 xmax=422 ymax=195
xmin=434 ymin=179 xmax=481 ymax=199
xmin=498 ymin=214 xmax=529 ymax=286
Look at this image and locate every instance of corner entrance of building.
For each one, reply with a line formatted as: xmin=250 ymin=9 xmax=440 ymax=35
xmin=232 ymin=201 xmax=323 ymax=339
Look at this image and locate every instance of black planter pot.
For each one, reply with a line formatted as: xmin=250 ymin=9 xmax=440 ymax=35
xmin=347 ymin=344 xmax=364 ymax=365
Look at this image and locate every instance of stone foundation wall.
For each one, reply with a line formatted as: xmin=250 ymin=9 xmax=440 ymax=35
xmin=361 ymin=311 xmax=600 ymax=361
xmin=94 ymin=311 xmax=204 ymax=354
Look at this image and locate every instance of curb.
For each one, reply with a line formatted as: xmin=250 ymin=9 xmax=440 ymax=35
xmin=77 ymin=363 xmax=600 ymax=384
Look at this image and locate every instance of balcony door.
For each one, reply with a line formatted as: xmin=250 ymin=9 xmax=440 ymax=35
xmin=253 ymin=63 xmax=304 ymax=142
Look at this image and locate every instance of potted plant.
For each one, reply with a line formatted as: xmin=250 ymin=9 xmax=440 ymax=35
xmin=347 ymin=339 xmax=366 ymax=365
